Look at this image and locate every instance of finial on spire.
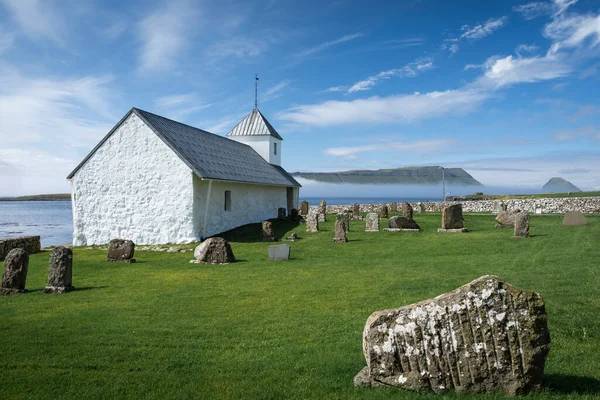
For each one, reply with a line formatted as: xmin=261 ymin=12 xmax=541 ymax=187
xmin=254 ymin=74 xmax=259 ymax=109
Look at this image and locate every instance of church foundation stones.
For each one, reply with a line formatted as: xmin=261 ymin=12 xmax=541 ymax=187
xmin=514 ymin=212 xmax=530 ymax=238
xmin=365 ymin=213 xmax=380 ymax=232
xmin=1 ymin=248 xmax=29 ymax=295
xmin=191 ymin=237 xmax=235 ymax=264
xmin=354 ymin=275 xmax=551 ymax=395
xmin=562 ymin=211 xmax=588 ymax=226
xmin=107 ymin=239 xmax=136 ymax=263
xmin=45 ymin=246 xmax=74 ymax=294
xmin=262 ymin=221 xmax=276 ymax=241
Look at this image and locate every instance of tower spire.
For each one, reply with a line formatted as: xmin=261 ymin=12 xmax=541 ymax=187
xmin=254 ymin=74 xmax=259 ymax=109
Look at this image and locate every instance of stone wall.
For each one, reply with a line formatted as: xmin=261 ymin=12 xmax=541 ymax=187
xmin=0 ymin=236 xmax=41 ymax=261
xmin=322 ymin=196 xmax=600 ymax=215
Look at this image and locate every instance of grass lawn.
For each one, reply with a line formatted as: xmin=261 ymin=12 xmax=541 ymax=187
xmin=1 ymin=212 xmax=600 ymax=399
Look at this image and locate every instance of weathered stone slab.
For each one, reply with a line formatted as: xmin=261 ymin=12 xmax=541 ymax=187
xmin=402 ymin=202 xmax=413 ymax=219
xmin=1 ymin=248 xmax=29 ymax=295
xmin=355 ymin=275 xmax=551 ymax=395
xmin=318 ymin=213 xmax=326 ymax=222
xmin=388 ymin=216 xmax=420 ymax=230
xmin=514 ymin=212 xmax=530 ymax=238
xmin=417 ymin=202 xmax=426 ymax=213
xmin=300 ymin=200 xmax=309 ymax=216
xmin=495 ymin=224 xmax=513 ymax=229
xmin=383 ymin=228 xmax=420 ymax=232
xmin=336 ymin=213 xmax=350 ymax=232
xmin=191 ymin=237 xmax=235 ymax=264
xmin=0 ymin=236 xmax=40 ymax=261
xmin=319 ymin=200 xmax=327 ymax=221
xmin=379 ymin=205 xmax=389 ymax=219
xmin=437 ymin=228 xmax=468 ymax=233
xmin=442 ymin=204 xmax=463 ymax=229
xmin=267 ymin=244 xmax=291 ymax=261
xmin=495 ymin=210 xmax=520 ymax=228
xmin=353 ymin=203 xmax=360 ymax=217
xmin=365 ymin=213 xmax=379 ymax=232
xmin=390 ymin=202 xmax=398 ymax=212
xmin=306 ymin=209 xmax=319 ymax=233
xmin=277 ymin=207 xmax=287 ymax=221
xmin=45 ymin=246 xmax=74 ymax=294
xmin=333 ymin=219 xmax=348 ymax=243
xmin=262 ymin=221 xmax=276 ymax=242
xmin=107 ymin=239 xmax=135 ymax=263
xmin=562 ymin=211 xmax=588 ymax=226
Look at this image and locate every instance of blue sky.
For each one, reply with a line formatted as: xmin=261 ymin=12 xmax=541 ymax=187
xmin=1 ymin=0 xmax=599 ymax=196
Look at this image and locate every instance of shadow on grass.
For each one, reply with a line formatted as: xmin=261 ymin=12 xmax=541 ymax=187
xmin=544 ymin=374 xmax=600 ymax=394
xmin=73 ymin=286 xmax=108 ymax=292
xmin=219 ymin=219 xmax=301 ymax=243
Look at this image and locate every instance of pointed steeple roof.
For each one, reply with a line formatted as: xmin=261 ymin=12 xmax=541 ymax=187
xmin=226 ymin=108 xmax=283 ymax=140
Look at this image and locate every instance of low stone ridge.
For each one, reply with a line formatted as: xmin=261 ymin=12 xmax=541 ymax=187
xmin=379 ymin=205 xmax=389 ymax=219
xmin=268 ymin=244 xmax=291 ymax=261
xmin=390 ymin=202 xmax=398 ymax=212
xmin=495 ymin=210 xmax=520 ymax=228
xmin=300 ymin=200 xmax=309 ymax=216
xmin=191 ymin=237 xmax=235 ymax=264
xmin=306 ymin=209 xmax=319 ymax=232
xmin=442 ymin=204 xmax=463 ymax=229
xmin=0 ymin=236 xmax=40 ymax=261
xmin=1 ymin=248 xmax=29 ymax=295
xmin=336 ymin=213 xmax=350 ymax=232
xmin=402 ymin=202 xmax=413 ymax=219
xmin=514 ymin=212 xmax=530 ymax=238
xmin=355 ymin=275 xmax=551 ymax=395
xmin=333 ymin=219 xmax=348 ymax=243
xmin=365 ymin=213 xmax=380 ymax=232
xmin=262 ymin=221 xmax=276 ymax=242
xmin=388 ymin=216 xmax=420 ymax=230
xmin=277 ymin=207 xmax=287 ymax=221
xmin=107 ymin=239 xmax=136 ymax=263
xmin=45 ymin=246 xmax=74 ymax=294
xmin=562 ymin=211 xmax=588 ymax=226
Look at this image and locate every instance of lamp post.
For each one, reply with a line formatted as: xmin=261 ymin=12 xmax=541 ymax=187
xmin=441 ymin=166 xmax=445 ymax=202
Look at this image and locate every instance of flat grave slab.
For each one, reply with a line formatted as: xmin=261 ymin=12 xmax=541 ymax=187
xmin=268 ymin=244 xmax=291 ymax=261
xmin=437 ymin=228 xmax=468 ymax=233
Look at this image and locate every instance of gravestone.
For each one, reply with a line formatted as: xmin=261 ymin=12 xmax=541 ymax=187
xmin=320 ymin=200 xmax=327 ymax=221
xmin=262 ymin=221 xmax=276 ymax=241
xmin=268 ymin=244 xmax=291 ymax=261
xmin=336 ymin=213 xmax=350 ymax=232
xmin=495 ymin=210 xmax=519 ymax=228
xmin=107 ymin=239 xmax=136 ymax=263
xmin=390 ymin=202 xmax=398 ymax=212
xmin=277 ymin=208 xmax=287 ymax=221
xmin=352 ymin=203 xmax=362 ymax=220
xmin=493 ymin=201 xmax=505 ymax=214
xmin=300 ymin=200 xmax=309 ymax=216
xmin=562 ymin=211 xmax=588 ymax=226
xmin=379 ymin=205 xmax=388 ymax=219
xmin=442 ymin=204 xmax=463 ymax=229
xmin=354 ymin=275 xmax=551 ymax=395
xmin=0 ymin=248 xmax=28 ymax=295
xmin=401 ymin=202 xmax=413 ymax=219
xmin=387 ymin=216 xmax=420 ymax=230
xmin=418 ymin=202 xmax=426 ymax=213
xmin=191 ymin=237 xmax=235 ymax=264
xmin=365 ymin=213 xmax=380 ymax=232
xmin=306 ymin=209 xmax=319 ymax=232
xmin=45 ymin=246 xmax=74 ymax=294
xmin=289 ymin=208 xmax=299 ymax=221
xmin=333 ymin=219 xmax=348 ymax=243
xmin=535 ymin=207 xmax=542 ymax=215
xmin=514 ymin=211 xmax=530 ymax=238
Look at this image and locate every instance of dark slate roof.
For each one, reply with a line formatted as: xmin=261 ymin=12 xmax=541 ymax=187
xmin=226 ymin=108 xmax=283 ymax=140
xmin=67 ymin=108 xmax=301 ymax=187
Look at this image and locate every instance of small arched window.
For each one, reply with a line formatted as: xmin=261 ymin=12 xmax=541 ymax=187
xmin=274 ymin=142 xmax=277 ymax=155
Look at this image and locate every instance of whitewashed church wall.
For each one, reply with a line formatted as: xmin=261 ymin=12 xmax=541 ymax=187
xmin=229 ymin=135 xmax=282 ymax=166
xmin=193 ymin=177 xmax=289 ymax=239
xmin=71 ymin=113 xmax=196 ymax=245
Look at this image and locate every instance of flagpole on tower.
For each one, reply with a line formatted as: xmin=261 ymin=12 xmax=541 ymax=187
xmin=255 ymin=74 xmax=259 ymax=109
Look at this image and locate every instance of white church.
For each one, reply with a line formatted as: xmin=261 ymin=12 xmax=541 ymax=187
xmin=67 ymin=107 xmax=301 ymax=246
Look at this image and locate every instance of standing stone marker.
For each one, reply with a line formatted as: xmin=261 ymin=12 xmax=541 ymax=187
xmin=401 ymin=202 xmax=413 ymax=219
xmin=493 ymin=201 xmax=505 ymax=214
xmin=300 ymin=200 xmax=309 ymax=216
xmin=390 ymin=202 xmax=398 ymax=212
xmin=262 ymin=221 xmax=276 ymax=241
xmin=0 ymin=236 xmax=41 ymax=261
xmin=191 ymin=237 xmax=235 ymax=264
xmin=418 ymin=202 xmax=426 ymax=213
xmin=495 ymin=210 xmax=520 ymax=228
xmin=562 ymin=211 xmax=588 ymax=226
xmin=439 ymin=204 xmax=465 ymax=232
xmin=0 ymin=248 xmax=29 ymax=295
xmin=336 ymin=213 xmax=350 ymax=232
xmin=379 ymin=205 xmax=389 ymax=219
xmin=306 ymin=209 xmax=319 ymax=232
xmin=514 ymin=211 xmax=530 ymax=238
xmin=352 ymin=203 xmax=362 ymax=220
xmin=45 ymin=246 xmax=74 ymax=294
xmin=268 ymin=244 xmax=291 ymax=261
xmin=277 ymin=207 xmax=287 ymax=221
xmin=289 ymin=208 xmax=299 ymax=221
xmin=319 ymin=200 xmax=327 ymax=222
xmin=365 ymin=213 xmax=380 ymax=232
xmin=107 ymin=239 xmax=136 ymax=263
xmin=354 ymin=275 xmax=551 ymax=395
xmin=333 ymin=219 xmax=348 ymax=243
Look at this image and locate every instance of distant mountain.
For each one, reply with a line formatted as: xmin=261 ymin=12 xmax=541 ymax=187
xmin=291 ymin=166 xmax=482 ymax=185
xmin=542 ymin=177 xmax=581 ymax=193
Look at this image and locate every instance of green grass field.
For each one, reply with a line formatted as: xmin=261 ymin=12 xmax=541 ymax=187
xmin=1 ymin=213 xmax=600 ymax=399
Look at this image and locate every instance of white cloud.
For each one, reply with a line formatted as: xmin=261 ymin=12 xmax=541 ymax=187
xmin=295 ymin=32 xmax=364 ymax=58
xmin=0 ymin=0 xmax=64 ymax=44
xmin=323 ymin=139 xmax=454 ymax=158
xmin=347 ymin=58 xmax=434 ymax=93
xmin=205 ymin=36 xmax=268 ymax=61
xmin=513 ymin=2 xmax=555 ymax=20
xmin=545 ymin=13 xmax=600 ymax=54
xmin=322 ymin=86 xmax=347 ymax=93
xmin=154 ymin=93 xmax=211 ymax=120
xmin=263 ymin=80 xmax=290 ymax=102
xmin=278 ymin=89 xmax=488 ymax=126
xmin=137 ymin=1 xmax=197 ymax=72
xmin=552 ymin=125 xmax=600 ymax=141
xmin=461 ymin=17 xmax=508 ymax=40
xmin=0 ymin=29 xmax=13 ymax=53
xmin=155 ymin=94 xmax=196 ymax=108
xmin=477 ymin=54 xmax=572 ymax=88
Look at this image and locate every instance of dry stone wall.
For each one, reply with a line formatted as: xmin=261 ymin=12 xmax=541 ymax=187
xmin=0 ymin=236 xmax=41 ymax=261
